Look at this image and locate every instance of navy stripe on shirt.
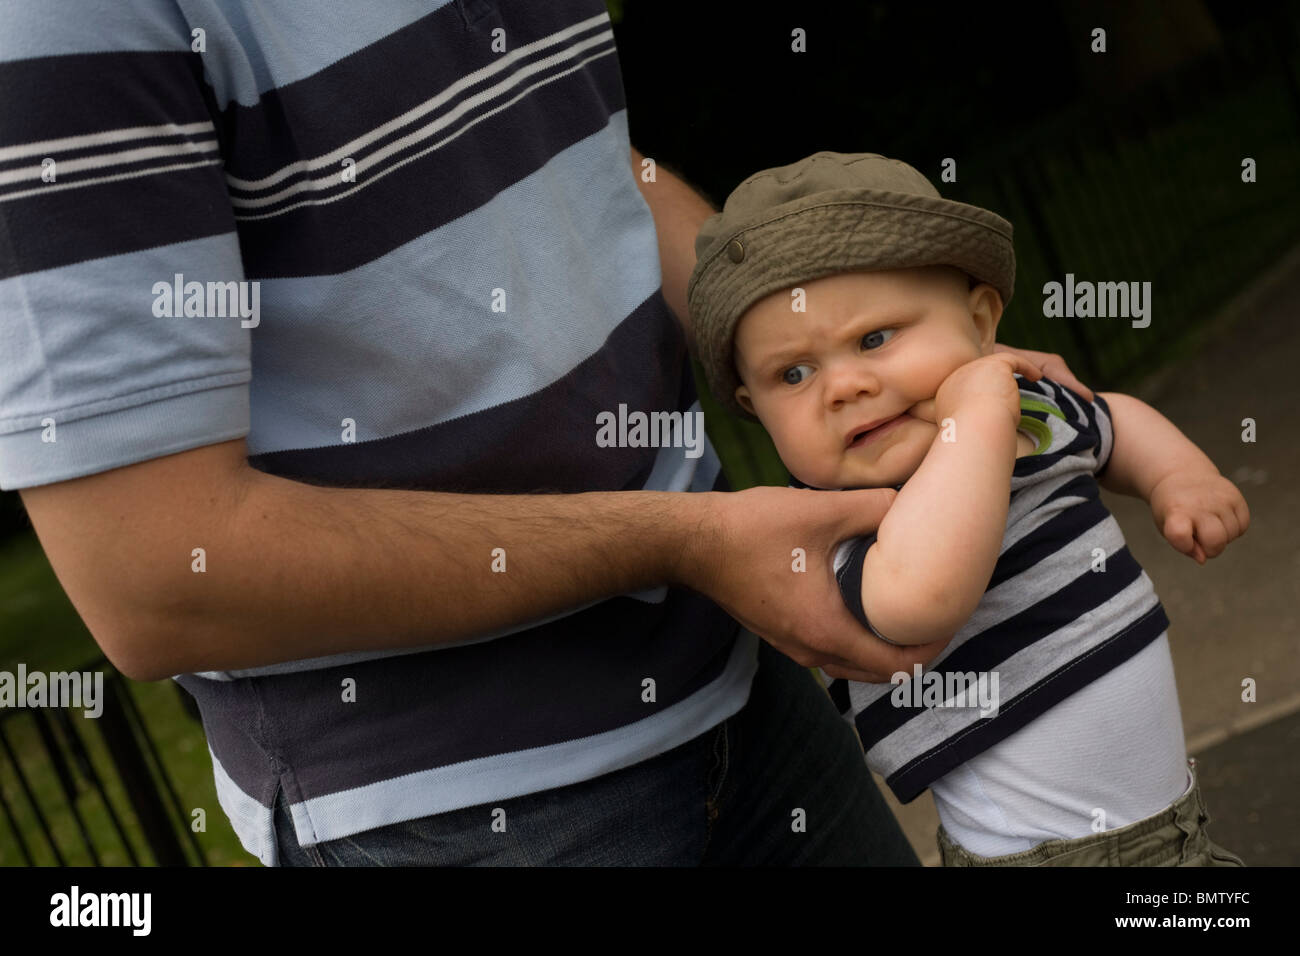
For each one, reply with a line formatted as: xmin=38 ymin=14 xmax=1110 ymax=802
xmin=883 ymin=601 xmax=1169 ymax=802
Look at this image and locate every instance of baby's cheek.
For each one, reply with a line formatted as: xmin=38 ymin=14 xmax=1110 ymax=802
xmin=887 ymin=420 xmax=938 ymax=478
xmin=771 ymin=428 xmax=825 ymax=478
xmin=768 ymin=429 xmax=801 ymax=468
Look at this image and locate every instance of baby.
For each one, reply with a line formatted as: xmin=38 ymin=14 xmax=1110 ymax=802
xmin=686 ymin=151 xmax=1249 ymax=866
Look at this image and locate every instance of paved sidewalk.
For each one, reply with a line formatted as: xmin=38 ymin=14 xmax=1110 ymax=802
xmin=881 ymin=242 xmax=1300 ymax=865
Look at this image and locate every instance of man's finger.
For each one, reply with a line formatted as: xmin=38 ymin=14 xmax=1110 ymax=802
xmin=822 ymin=633 xmax=950 ymax=679
xmin=1036 ymin=354 xmax=1094 ymax=400
xmin=994 ymin=344 xmax=1095 ymax=400
xmin=834 ymin=486 xmax=899 ymax=533
xmin=995 ymin=351 xmax=1043 ymax=380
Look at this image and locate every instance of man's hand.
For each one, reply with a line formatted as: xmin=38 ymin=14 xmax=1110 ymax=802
xmin=991 ymin=344 xmax=1094 ymax=400
xmin=1148 ymin=469 xmax=1250 ymax=565
xmin=676 ymin=486 xmax=952 ymax=682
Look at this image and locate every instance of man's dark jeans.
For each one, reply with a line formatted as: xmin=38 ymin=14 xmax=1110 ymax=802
xmin=272 ymin=638 xmax=919 ymax=865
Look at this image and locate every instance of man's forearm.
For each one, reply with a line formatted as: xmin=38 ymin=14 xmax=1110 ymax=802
xmin=140 ymin=469 xmax=709 ymax=679
xmin=1097 ymin=392 xmax=1217 ymax=500
xmin=630 ymin=145 xmax=717 ymax=351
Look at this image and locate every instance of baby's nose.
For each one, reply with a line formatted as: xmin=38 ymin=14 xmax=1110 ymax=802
xmin=826 ymin=359 xmax=881 ymax=404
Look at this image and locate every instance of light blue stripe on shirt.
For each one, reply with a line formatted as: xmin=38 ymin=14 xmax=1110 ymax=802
xmin=248 ymin=628 xmax=760 ymax=863
xmin=0 ymin=0 xmax=455 ymax=110
xmin=0 ymin=230 xmax=251 ymax=488
xmin=245 ymin=108 xmax=659 ymax=455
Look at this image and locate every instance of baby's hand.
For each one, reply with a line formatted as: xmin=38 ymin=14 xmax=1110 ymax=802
xmin=931 ymin=353 xmax=1042 ymax=427
xmin=1148 ymin=470 xmax=1250 ymax=565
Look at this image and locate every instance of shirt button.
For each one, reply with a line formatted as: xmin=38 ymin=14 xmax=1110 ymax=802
xmin=726 ymin=238 xmax=745 ymax=263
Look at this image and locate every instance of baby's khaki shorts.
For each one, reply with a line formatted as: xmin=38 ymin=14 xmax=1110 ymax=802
xmin=936 ymin=759 xmax=1245 ymax=867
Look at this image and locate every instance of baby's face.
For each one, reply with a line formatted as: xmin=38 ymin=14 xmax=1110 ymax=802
xmin=733 ymin=266 xmax=1002 ymax=489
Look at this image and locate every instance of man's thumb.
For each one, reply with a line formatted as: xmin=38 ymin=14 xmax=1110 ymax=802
xmin=837 ymin=486 xmax=897 ymax=534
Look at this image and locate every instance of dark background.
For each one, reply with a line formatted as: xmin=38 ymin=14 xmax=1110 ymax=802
xmin=605 ymin=0 xmax=1300 ymax=488
xmin=615 ymin=1 xmax=1295 ymax=204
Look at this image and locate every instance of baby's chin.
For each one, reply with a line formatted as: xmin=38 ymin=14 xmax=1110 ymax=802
xmin=791 ymin=455 xmax=923 ymax=490
xmin=782 ymin=421 xmax=934 ymax=488
xmin=791 ymin=466 xmax=907 ymax=490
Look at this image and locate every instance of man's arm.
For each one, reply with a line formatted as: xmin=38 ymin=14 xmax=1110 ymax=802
xmin=19 ymin=440 xmax=946 ymax=683
xmin=629 ymin=145 xmax=715 ymax=351
xmin=18 ymin=440 xmax=692 ymax=681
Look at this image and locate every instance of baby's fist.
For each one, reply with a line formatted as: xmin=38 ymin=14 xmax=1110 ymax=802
xmin=1149 ymin=470 xmax=1250 ymax=564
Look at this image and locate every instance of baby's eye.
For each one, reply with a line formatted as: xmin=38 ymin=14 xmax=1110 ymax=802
xmin=781 ymin=364 xmax=812 ymax=385
xmin=862 ymin=328 xmax=896 ymax=350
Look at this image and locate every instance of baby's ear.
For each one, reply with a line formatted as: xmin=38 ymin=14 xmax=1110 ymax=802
xmin=734 ymin=385 xmax=756 ymax=417
xmin=969 ymin=283 xmax=1004 ymax=349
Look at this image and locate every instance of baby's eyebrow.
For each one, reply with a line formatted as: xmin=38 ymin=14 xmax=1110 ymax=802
xmin=756 ymin=310 xmax=917 ymax=372
xmin=757 ymin=344 xmax=808 ymax=371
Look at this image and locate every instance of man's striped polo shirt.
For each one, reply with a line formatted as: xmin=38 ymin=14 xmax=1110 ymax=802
xmin=0 ymin=0 xmax=755 ymax=864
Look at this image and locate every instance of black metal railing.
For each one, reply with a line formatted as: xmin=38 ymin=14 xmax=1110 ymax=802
xmin=0 ymin=658 xmax=206 ymax=866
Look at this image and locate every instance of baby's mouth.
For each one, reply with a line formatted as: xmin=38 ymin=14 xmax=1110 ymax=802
xmin=845 ymin=414 xmax=907 ymax=449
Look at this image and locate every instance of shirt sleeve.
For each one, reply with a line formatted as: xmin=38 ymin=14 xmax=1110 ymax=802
xmin=832 ymin=533 xmax=901 ymax=645
xmin=1088 ymin=392 xmax=1115 ymax=477
xmin=1017 ymin=376 xmax=1115 ymax=477
xmin=0 ymin=1 xmax=250 ymax=489
xmin=1047 ymin=379 xmax=1116 ymax=477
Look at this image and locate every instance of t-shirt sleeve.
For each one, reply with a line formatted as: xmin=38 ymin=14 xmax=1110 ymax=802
xmin=1087 ymin=392 xmax=1115 ymax=478
xmin=1016 ymin=376 xmax=1114 ymax=477
xmin=832 ymin=533 xmax=900 ymax=645
xmin=1049 ymin=380 xmax=1115 ymax=477
xmin=0 ymin=1 xmax=251 ymax=490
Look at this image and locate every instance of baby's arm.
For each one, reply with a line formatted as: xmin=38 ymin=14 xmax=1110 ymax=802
xmin=1097 ymin=392 xmax=1249 ymax=563
xmin=857 ymin=354 xmax=1042 ymax=646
